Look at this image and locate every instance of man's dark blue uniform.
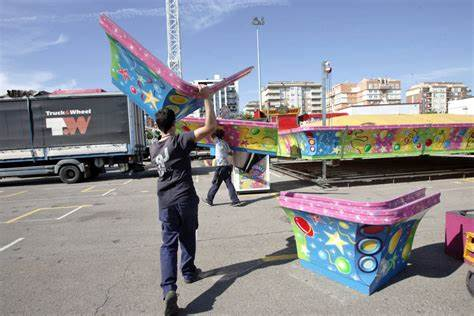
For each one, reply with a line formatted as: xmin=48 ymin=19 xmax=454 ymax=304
xmin=151 ymin=86 xmax=216 ymax=315
xmin=150 ymin=131 xmax=200 ymax=298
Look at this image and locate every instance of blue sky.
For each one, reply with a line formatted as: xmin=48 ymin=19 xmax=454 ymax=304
xmin=0 ymin=0 xmax=472 ymax=109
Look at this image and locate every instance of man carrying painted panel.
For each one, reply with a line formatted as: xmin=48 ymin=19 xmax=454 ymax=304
xmin=150 ymin=85 xmax=216 ymax=316
xmin=203 ymin=129 xmax=244 ymax=207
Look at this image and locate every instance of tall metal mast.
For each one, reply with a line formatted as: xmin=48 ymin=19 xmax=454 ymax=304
xmin=166 ymin=0 xmax=183 ymax=77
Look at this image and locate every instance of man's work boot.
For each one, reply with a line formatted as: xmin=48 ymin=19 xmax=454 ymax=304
xmin=164 ymin=290 xmax=178 ymax=316
xmin=184 ymin=268 xmax=202 ymax=284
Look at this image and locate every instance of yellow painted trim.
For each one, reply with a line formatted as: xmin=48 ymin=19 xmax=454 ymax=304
xmin=464 ymin=232 xmax=474 ymax=263
xmin=0 ymin=190 xmax=27 ymax=198
xmin=81 ymin=185 xmax=96 ymax=193
xmin=5 ymin=205 xmax=91 ymax=224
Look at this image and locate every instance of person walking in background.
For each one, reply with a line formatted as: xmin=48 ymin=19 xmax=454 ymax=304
xmin=204 ymin=129 xmax=244 ymax=207
xmin=150 ymin=85 xmax=216 ymax=316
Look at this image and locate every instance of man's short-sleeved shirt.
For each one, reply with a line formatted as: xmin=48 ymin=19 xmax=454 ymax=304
xmin=215 ymin=138 xmax=231 ymax=166
xmin=150 ymin=131 xmax=197 ymax=209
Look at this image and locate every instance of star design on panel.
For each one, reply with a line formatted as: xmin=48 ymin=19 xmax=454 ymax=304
xmin=325 ymin=231 xmax=348 ymax=254
xmin=144 ymin=90 xmax=159 ymax=110
xmin=118 ymin=68 xmax=130 ymax=81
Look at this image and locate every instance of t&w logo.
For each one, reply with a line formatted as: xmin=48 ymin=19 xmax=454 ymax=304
xmin=46 ymin=116 xmax=91 ymax=136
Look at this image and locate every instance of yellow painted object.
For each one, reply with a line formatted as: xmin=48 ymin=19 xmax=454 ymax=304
xmin=304 ymin=114 xmax=474 ymax=127
xmin=464 ymin=232 xmax=474 ymax=264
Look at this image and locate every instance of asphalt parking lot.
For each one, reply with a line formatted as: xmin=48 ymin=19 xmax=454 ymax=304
xmin=1 ymin=162 xmax=473 ymax=315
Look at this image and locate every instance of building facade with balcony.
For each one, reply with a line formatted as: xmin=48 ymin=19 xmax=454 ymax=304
xmin=261 ymin=81 xmax=322 ymax=114
xmin=244 ymin=100 xmax=259 ymax=114
xmin=406 ymin=82 xmax=470 ymax=113
xmin=328 ymin=78 xmax=401 ymax=112
xmin=190 ymin=74 xmax=239 ymax=118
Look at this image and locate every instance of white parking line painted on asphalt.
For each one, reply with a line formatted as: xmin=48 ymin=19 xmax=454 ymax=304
xmin=440 ymin=186 xmax=474 ymax=193
xmin=121 ymin=179 xmax=133 ymax=185
xmin=82 ymin=185 xmax=117 ymax=196
xmin=56 ymin=205 xmax=88 ymax=220
xmin=102 ymin=188 xmax=116 ymax=196
xmin=270 ymin=171 xmax=282 ymax=178
xmin=0 ymin=238 xmax=24 ymax=252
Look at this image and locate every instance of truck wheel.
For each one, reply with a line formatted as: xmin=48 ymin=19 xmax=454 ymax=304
xmin=59 ymin=165 xmax=83 ymax=184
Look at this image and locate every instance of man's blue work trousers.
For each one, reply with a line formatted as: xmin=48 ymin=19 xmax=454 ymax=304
xmin=159 ymin=196 xmax=199 ymax=298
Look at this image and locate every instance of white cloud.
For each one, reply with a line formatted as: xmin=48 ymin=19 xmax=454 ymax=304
xmin=0 ymin=8 xmax=165 ymax=25
xmin=0 ymin=71 xmax=77 ymax=94
xmin=15 ymin=33 xmax=69 ymax=55
xmin=0 ymin=32 xmax=69 ymax=62
xmin=0 ymin=0 xmax=288 ymax=31
xmin=181 ymin=0 xmax=289 ymax=30
xmin=403 ymin=66 xmax=472 ymax=86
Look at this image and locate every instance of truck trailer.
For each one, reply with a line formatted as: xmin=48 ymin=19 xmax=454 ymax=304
xmin=0 ymin=92 xmax=146 ymax=183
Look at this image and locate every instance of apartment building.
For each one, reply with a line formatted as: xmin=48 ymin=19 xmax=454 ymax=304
xmin=327 ymin=83 xmax=358 ymax=111
xmin=190 ymin=74 xmax=239 ymax=118
xmin=261 ymin=81 xmax=322 ymax=114
xmin=406 ymin=82 xmax=470 ymax=113
xmin=328 ymin=78 xmax=402 ymax=112
xmin=244 ymin=100 xmax=259 ymax=114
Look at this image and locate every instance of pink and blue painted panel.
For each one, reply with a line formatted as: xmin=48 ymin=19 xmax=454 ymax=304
xmin=100 ymin=14 xmax=253 ymax=120
xmin=177 ymin=118 xmax=278 ymax=155
xmin=105 ymin=35 xmax=203 ymax=120
xmin=280 ymin=189 xmax=440 ymax=294
xmin=278 ymin=125 xmax=474 ymax=159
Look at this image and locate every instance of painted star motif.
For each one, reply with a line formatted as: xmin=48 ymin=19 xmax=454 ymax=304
xmin=117 ymin=68 xmax=130 ymax=81
xmin=144 ymin=90 xmax=159 ymax=110
xmin=325 ymin=231 xmax=348 ymax=254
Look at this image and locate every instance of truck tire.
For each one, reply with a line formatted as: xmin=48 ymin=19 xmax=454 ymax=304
xmin=59 ymin=165 xmax=83 ymax=184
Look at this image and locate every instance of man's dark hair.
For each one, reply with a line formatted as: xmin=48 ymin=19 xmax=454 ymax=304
xmin=213 ymin=129 xmax=225 ymax=139
xmin=155 ymin=109 xmax=176 ymax=133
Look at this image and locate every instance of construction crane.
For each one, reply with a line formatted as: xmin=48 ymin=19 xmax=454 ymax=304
xmin=165 ymin=0 xmax=183 ymax=78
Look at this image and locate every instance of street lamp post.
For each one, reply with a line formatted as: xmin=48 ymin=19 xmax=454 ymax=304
xmin=252 ymin=17 xmax=265 ymax=115
xmin=319 ymin=60 xmax=332 ymax=185
xmin=321 ymin=60 xmax=332 ymax=127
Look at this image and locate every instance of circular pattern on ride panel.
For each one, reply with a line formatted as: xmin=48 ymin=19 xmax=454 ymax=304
xmin=360 ymin=225 xmax=385 ymax=235
xmin=169 ymin=95 xmax=188 ymax=104
xmin=357 ymin=238 xmax=382 ymax=255
xmin=358 ymin=256 xmax=378 ymax=273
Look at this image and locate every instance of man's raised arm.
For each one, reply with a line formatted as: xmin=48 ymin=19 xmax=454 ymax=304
xmin=193 ymin=85 xmax=217 ymax=142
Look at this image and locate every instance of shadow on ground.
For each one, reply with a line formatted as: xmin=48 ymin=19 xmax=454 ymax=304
xmin=270 ymin=179 xmax=314 ymax=192
xmin=191 ymin=166 xmax=215 ymax=176
xmin=182 ymin=236 xmax=297 ymax=314
xmin=379 ymin=242 xmax=464 ymax=291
